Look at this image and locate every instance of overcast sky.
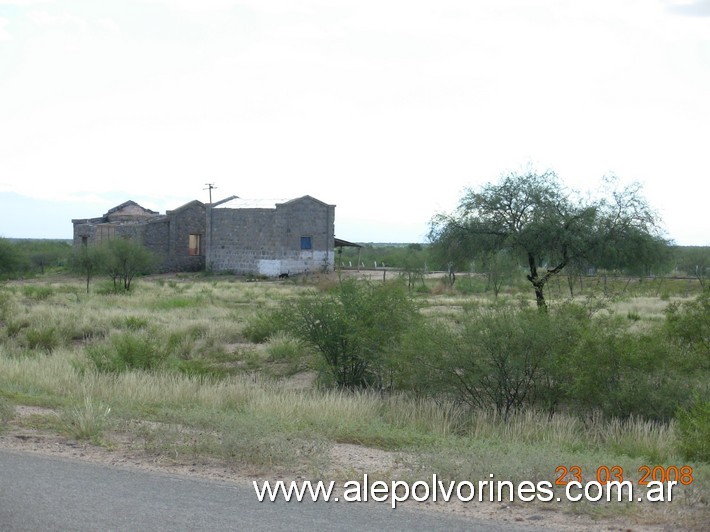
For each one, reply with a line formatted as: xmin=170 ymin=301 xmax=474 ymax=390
xmin=1 ymin=0 xmax=708 ymax=244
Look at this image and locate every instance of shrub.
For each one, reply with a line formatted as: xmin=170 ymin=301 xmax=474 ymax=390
xmin=565 ymin=315 xmax=696 ymax=421
xmin=665 ymin=291 xmax=710 ymax=358
xmin=86 ymin=332 xmax=166 ymax=373
xmin=676 ymin=396 xmax=710 ymax=462
xmin=102 ymin=238 xmax=156 ymax=291
xmin=24 ymin=326 xmax=60 ymax=352
xmin=291 ymin=279 xmax=419 ymax=389
xmin=430 ymin=303 xmax=582 ymax=419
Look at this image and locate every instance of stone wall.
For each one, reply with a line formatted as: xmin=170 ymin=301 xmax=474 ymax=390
xmin=72 ymin=201 xmax=207 ymax=272
xmin=73 ymin=195 xmax=334 ymax=276
xmin=207 ymin=196 xmax=335 ymax=275
xmin=163 ymin=202 xmax=206 ymax=272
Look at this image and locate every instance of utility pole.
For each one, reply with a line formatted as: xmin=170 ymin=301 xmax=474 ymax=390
xmin=204 ymin=183 xmax=217 ymax=204
xmin=204 ymin=183 xmax=216 ymax=271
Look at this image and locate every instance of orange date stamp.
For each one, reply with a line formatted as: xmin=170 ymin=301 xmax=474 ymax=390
xmin=555 ymin=465 xmax=694 ymax=486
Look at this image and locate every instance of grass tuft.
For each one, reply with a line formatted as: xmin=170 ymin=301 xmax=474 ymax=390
xmin=59 ymin=396 xmax=111 ymax=442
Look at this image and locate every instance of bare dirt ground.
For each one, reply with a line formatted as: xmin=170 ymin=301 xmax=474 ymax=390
xmin=2 ymin=406 xmax=701 ymax=531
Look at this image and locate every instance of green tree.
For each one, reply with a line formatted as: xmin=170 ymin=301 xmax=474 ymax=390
xmin=481 ymin=249 xmax=518 ymax=297
xmin=103 ymin=239 xmax=155 ymax=291
xmin=429 ymin=170 xmax=665 ymax=309
xmin=71 ymin=244 xmax=106 ymax=293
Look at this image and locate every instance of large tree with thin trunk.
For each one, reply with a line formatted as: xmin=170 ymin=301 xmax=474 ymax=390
xmin=429 ymin=170 xmax=665 ymax=309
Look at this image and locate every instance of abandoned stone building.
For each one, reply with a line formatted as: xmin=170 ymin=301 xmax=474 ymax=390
xmin=72 ymin=195 xmax=336 ymax=275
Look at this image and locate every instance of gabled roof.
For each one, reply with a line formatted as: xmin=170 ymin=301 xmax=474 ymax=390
xmin=278 ymin=195 xmax=335 ymax=208
xmin=104 ymin=200 xmax=159 ymax=217
xmin=167 ymin=200 xmax=205 ymax=214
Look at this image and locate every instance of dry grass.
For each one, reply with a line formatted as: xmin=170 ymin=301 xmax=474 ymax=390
xmin=0 ymin=274 xmax=707 ymax=527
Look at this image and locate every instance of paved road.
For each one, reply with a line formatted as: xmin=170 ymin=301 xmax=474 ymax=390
xmin=0 ymin=450 xmax=548 ymax=531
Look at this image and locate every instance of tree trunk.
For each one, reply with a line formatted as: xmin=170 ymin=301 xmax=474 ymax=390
xmin=533 ymin=284 xmax=547 ymax=309
xmin=526 ymin=252 xmax=568 ymax=311
xmin=526 ymin=253 xmax=548 ymax=310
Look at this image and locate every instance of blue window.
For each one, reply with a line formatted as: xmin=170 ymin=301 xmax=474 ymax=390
xmin=300 ymin=236 xmax=312 ymax=250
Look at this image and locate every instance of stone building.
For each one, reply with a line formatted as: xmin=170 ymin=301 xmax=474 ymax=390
xmin=72 ymin=195 xmax=336 ymax=275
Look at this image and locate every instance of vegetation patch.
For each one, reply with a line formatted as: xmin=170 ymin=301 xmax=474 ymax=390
xmin=0 ymin=259 xmax=707 ymax=527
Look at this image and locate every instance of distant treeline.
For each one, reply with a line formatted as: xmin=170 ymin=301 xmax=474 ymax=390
xmin=0 ymin=238 xmax=73 ymax=278
xmin=0 ymin=237 xmax=708 ymax=280
xmin=339 ymin=241 xmax=708 ymax=274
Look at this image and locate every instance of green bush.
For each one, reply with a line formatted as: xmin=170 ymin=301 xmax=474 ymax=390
xmin=565 ymin=314 xmax=694 ymax=421
xmin=86 ymin=332 xmax=166 ymax=373
xmin=406 ymin=300 xmax=702 ymax=422
xmin=103 ymin=238 xmax=156 ymax=291
xmin=665 ymin=291 xmax=710 ymax=360
xmin=426 ymin=303 xmax=583 ymax=419
xmin=290 ymin=279 xmax=420 ymax=389
xmin=24 ymin=326 xmax=60 ymax=352
xmin=676 ymin=397 xmax=710 ymax=462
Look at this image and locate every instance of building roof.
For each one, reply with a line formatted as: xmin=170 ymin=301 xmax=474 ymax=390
xmin=105 ymin=200 xmax=159 ymax=217
xmin=279 ymin=195 xmax=335 ymax=208
xmin=167 ymin=200 xmax=205 ymax=214
xmin=334 ymin=238 xmax=362 ymax=248
xmin=214 ymin=195 xmax=335 ymax=209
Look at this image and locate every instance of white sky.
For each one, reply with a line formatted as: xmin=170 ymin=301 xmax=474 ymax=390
xmin=1 ymin=0 xmax=708 ymax=244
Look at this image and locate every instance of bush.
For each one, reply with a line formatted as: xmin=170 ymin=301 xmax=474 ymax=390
xmin=410 ymin=301 xmax=700 ymax=422
xmin=86 ymin=332 xmax=166 ymax=373
xmin=245 ymin=279 xmax=423 ymax=389
xmin=426 ymin=303 xmax=583 ymax=419
xmin=290 ymin=279 xmax=420 ymax=389
xmin=24 ymin=326 xmax=60 ymax=352
xmin=103 ymin=238 xmax=156 ymax=291
xmin=676 ymin=397 xmax=710 ymax=462
xmin=565 ymin=313 xmax=695 ymax=421
xmin=665 ymin=291 xmax=710 ymax=360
